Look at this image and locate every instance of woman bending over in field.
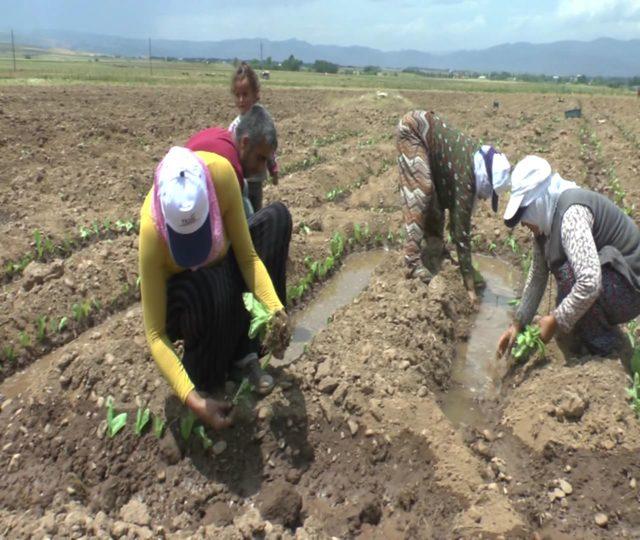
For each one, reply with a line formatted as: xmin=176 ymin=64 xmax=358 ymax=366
xmin=497 ymin=156 xmax=640 ymax=358
xmin=396 ymin=110 xmax=511 ymax=305
xmin=138 ymin=146 xmax=291 ymax=430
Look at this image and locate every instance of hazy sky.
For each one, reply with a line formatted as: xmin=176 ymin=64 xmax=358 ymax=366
xmin=3 ymin=0 xmax=640 ymax=51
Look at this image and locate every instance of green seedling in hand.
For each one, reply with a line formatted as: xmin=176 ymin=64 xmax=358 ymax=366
xmin=153 ymin=415 xmax=166 ymax=439
xmin=243 ymin=292 xmax=273 ymax=342
xmin=508 ymin=298 xmax=521 ymax=307
xmin=233 ymin=293 xmax=275 ymax=405
xmin=134 ymin=407 xmax=150 ymax=436
xmin=106 ymin=396 xmax=128 ymax=438
xmin=180 ymin=410 xmax=196 ymax=441
xmin=512 ymin=325 xmax=545 ymax=360
xmin=194 ymin=425 xmax=213 ymax=450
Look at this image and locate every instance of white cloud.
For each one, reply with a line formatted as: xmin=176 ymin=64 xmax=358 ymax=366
xmin=557 ymin=0 xmax=640 ymax=21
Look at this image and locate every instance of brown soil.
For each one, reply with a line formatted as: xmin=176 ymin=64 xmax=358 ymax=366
xmin=1 ymin=84 xmax=640 ymax=538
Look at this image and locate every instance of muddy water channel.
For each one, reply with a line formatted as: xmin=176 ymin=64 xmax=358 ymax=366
xmin=277 ymin=250 xmax=388 ymax=367
xmin=440 ymin=255 xmax=518 ymax=428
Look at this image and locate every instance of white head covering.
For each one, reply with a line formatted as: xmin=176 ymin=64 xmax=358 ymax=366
xmin=504 ymin=155 xmax=578 ymax=236
xmin=473 ymin=145 xmax=511 ymax=211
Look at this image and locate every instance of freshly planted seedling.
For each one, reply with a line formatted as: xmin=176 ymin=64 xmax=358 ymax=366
xmin=153 ymin=415 xmax=166 ymax=439
xmin=19 ymin=331 xmax=31 ymax=348
xmin=488 ymin=242 xmax=497 ymax=254
xmin=330 ymin=232 xmax=345 ymax=258
xmin=34 ymin=230 xmax=44 ymax=259
xmin=35 ymin=316 xmax=47 ymax=342
xmin=508 ymin=298 xmax=522 ymax=307
xmin=105 ymin=396 xmax=128 ymax=438
xmin=626 ymin=320 xmax=640 ymax=374
xmin=512 ymin=325 xmax=546 ymax=360
xmin=627 ymin=372 xmax=640 ymax=417
xmin=79 ymin=226 xmax=92 ymax=240
xmin=134 ymin=407 xmax=150 ymax=436
xmin=2 ymin=346 xmax=16 ymax=364
xmin=180 ymin=410 xmax=197 ymax=441
xmin=194 ymin=425 xmax=213 ymax=450
xmin=505 ymin=236 xmax=519 ymax=255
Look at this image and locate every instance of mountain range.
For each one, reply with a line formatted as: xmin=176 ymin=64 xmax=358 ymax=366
xmin=4 ymin=29 xmax=640 ymax=78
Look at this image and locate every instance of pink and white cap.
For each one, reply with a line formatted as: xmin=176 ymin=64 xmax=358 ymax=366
xmin=152 ymin=146 xmax=223 ymax=269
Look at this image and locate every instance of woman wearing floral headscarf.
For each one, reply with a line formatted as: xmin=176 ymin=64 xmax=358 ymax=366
xmin=497 ymin=156 xmax=640 ymax=358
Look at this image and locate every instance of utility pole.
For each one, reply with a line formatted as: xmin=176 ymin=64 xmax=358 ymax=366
xmin=148 ymin=37 xmax=153 ymax=76
xmin=260 ymin=41 xmax=263 ymax=68
xmin=11 ymin=29 xmax=16 ymax=72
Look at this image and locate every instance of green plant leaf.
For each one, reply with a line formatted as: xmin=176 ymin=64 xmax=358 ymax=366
xmin=180 ymin=410 xmax=196 ymax=441
xmin=108 ymin=413 xmax=128 ymax=437
xmin=134 ymin=407 xmax=150 ymax=436
xmin=194 ymin=425 xmax=213 ymax=449
xmin=153 ymin=415 xmax=165 ymax=439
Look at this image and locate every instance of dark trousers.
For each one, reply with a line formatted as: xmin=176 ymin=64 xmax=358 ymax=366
xmin=166 ymin=202 xmax=291 ymax=390
xmin=247 ymin=181 xmax=264 ymax=212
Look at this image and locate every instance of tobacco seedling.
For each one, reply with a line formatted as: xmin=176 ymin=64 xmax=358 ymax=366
xmin=512 ymin=325 xmax=545 ymax=360
xmin=34 ymin=230 xmax=44 ymax=259
xmin=508 ymin=298 xmax=521 ymax=307
xmin=134 ymin=407 xmax=150 ymax=436
xmin=153 ymin=415 xmax=166 ymax=439
xmin=194 ymin=425 xmax=213 ymax=450
xmin=106 ymin=396 xmax=128 ymax=438
xmin=19 ymin=331 xmax=31 ymax=348
xmin=330 ymin=231 xmax=345 ymax=258
xmin=180 ymin=410 xmax=196 ymax=441
xmin=79 ymin=226 xmax=92 ymax=240
xmin=626 ymin=320 xmax=640 ymax=374
xmin=233 ymin=293 xmax=274 ymax=405
xmin=35 ymin=316 xmax=47 ymax=342
xmin=488 ymin=242 xmax=497 ymax=254
xmin=58 ymin=316 xmax=69 ymax=332
xmin=2 ymin=346 xmax=16 ymax=364
xmin=505 ymin=236 xmax=519 ymax=254
xmin=626 ymin=372 xmax=640 ymax=417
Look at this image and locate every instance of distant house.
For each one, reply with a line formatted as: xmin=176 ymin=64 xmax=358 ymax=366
xmin=478 ymin=75 xmax=487 ymax=80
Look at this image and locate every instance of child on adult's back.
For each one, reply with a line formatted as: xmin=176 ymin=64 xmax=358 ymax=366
xmin=228 ymin=62 xmax=279 ymax=212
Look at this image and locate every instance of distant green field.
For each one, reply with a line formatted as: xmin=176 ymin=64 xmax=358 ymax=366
xmin=0 ymin=48 xmax=631 ymax=96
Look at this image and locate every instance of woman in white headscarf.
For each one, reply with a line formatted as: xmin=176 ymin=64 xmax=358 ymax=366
xmin=497 ymin=156 xmax=640 ymax=358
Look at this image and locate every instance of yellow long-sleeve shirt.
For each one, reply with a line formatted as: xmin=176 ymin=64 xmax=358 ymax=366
xmin=138 ymin=151 xmax=283 ymax=402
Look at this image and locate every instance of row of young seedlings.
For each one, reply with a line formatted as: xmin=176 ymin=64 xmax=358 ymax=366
xmin=104 ymin=292 xmax=274 ymax=445
xmin=104 ymin=397 xmax=216 ymax=451
xmin=286 ymin=224 xmax=404 ymax=306
xmin=2 ymin=218 xmax=138 ymax=283
xmin=326 ymin=157 xmax=394 ymax=203
xmin=0 ymin=277 xmax=141 ymax=373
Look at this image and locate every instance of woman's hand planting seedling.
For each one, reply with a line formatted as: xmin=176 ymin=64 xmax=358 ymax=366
xmin=134 ymin=407 xmax=150 ymax=436
xmin=105 ymin=396 xmax=128 ymax=438
xmin=512 ymin=325 xmax=546 ymax=360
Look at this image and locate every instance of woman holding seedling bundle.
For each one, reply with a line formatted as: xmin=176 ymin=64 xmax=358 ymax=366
xmin=497 ymin=156 xmax=640 ymax=358
xmin=396 ymin=110 xmax=512 ymax=304
xmin=138 ymin=146 xmax=291 ymax=430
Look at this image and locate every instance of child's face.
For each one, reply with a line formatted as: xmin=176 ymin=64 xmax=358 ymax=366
xmin=233 ymin=77 xmax=258 ymax=115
